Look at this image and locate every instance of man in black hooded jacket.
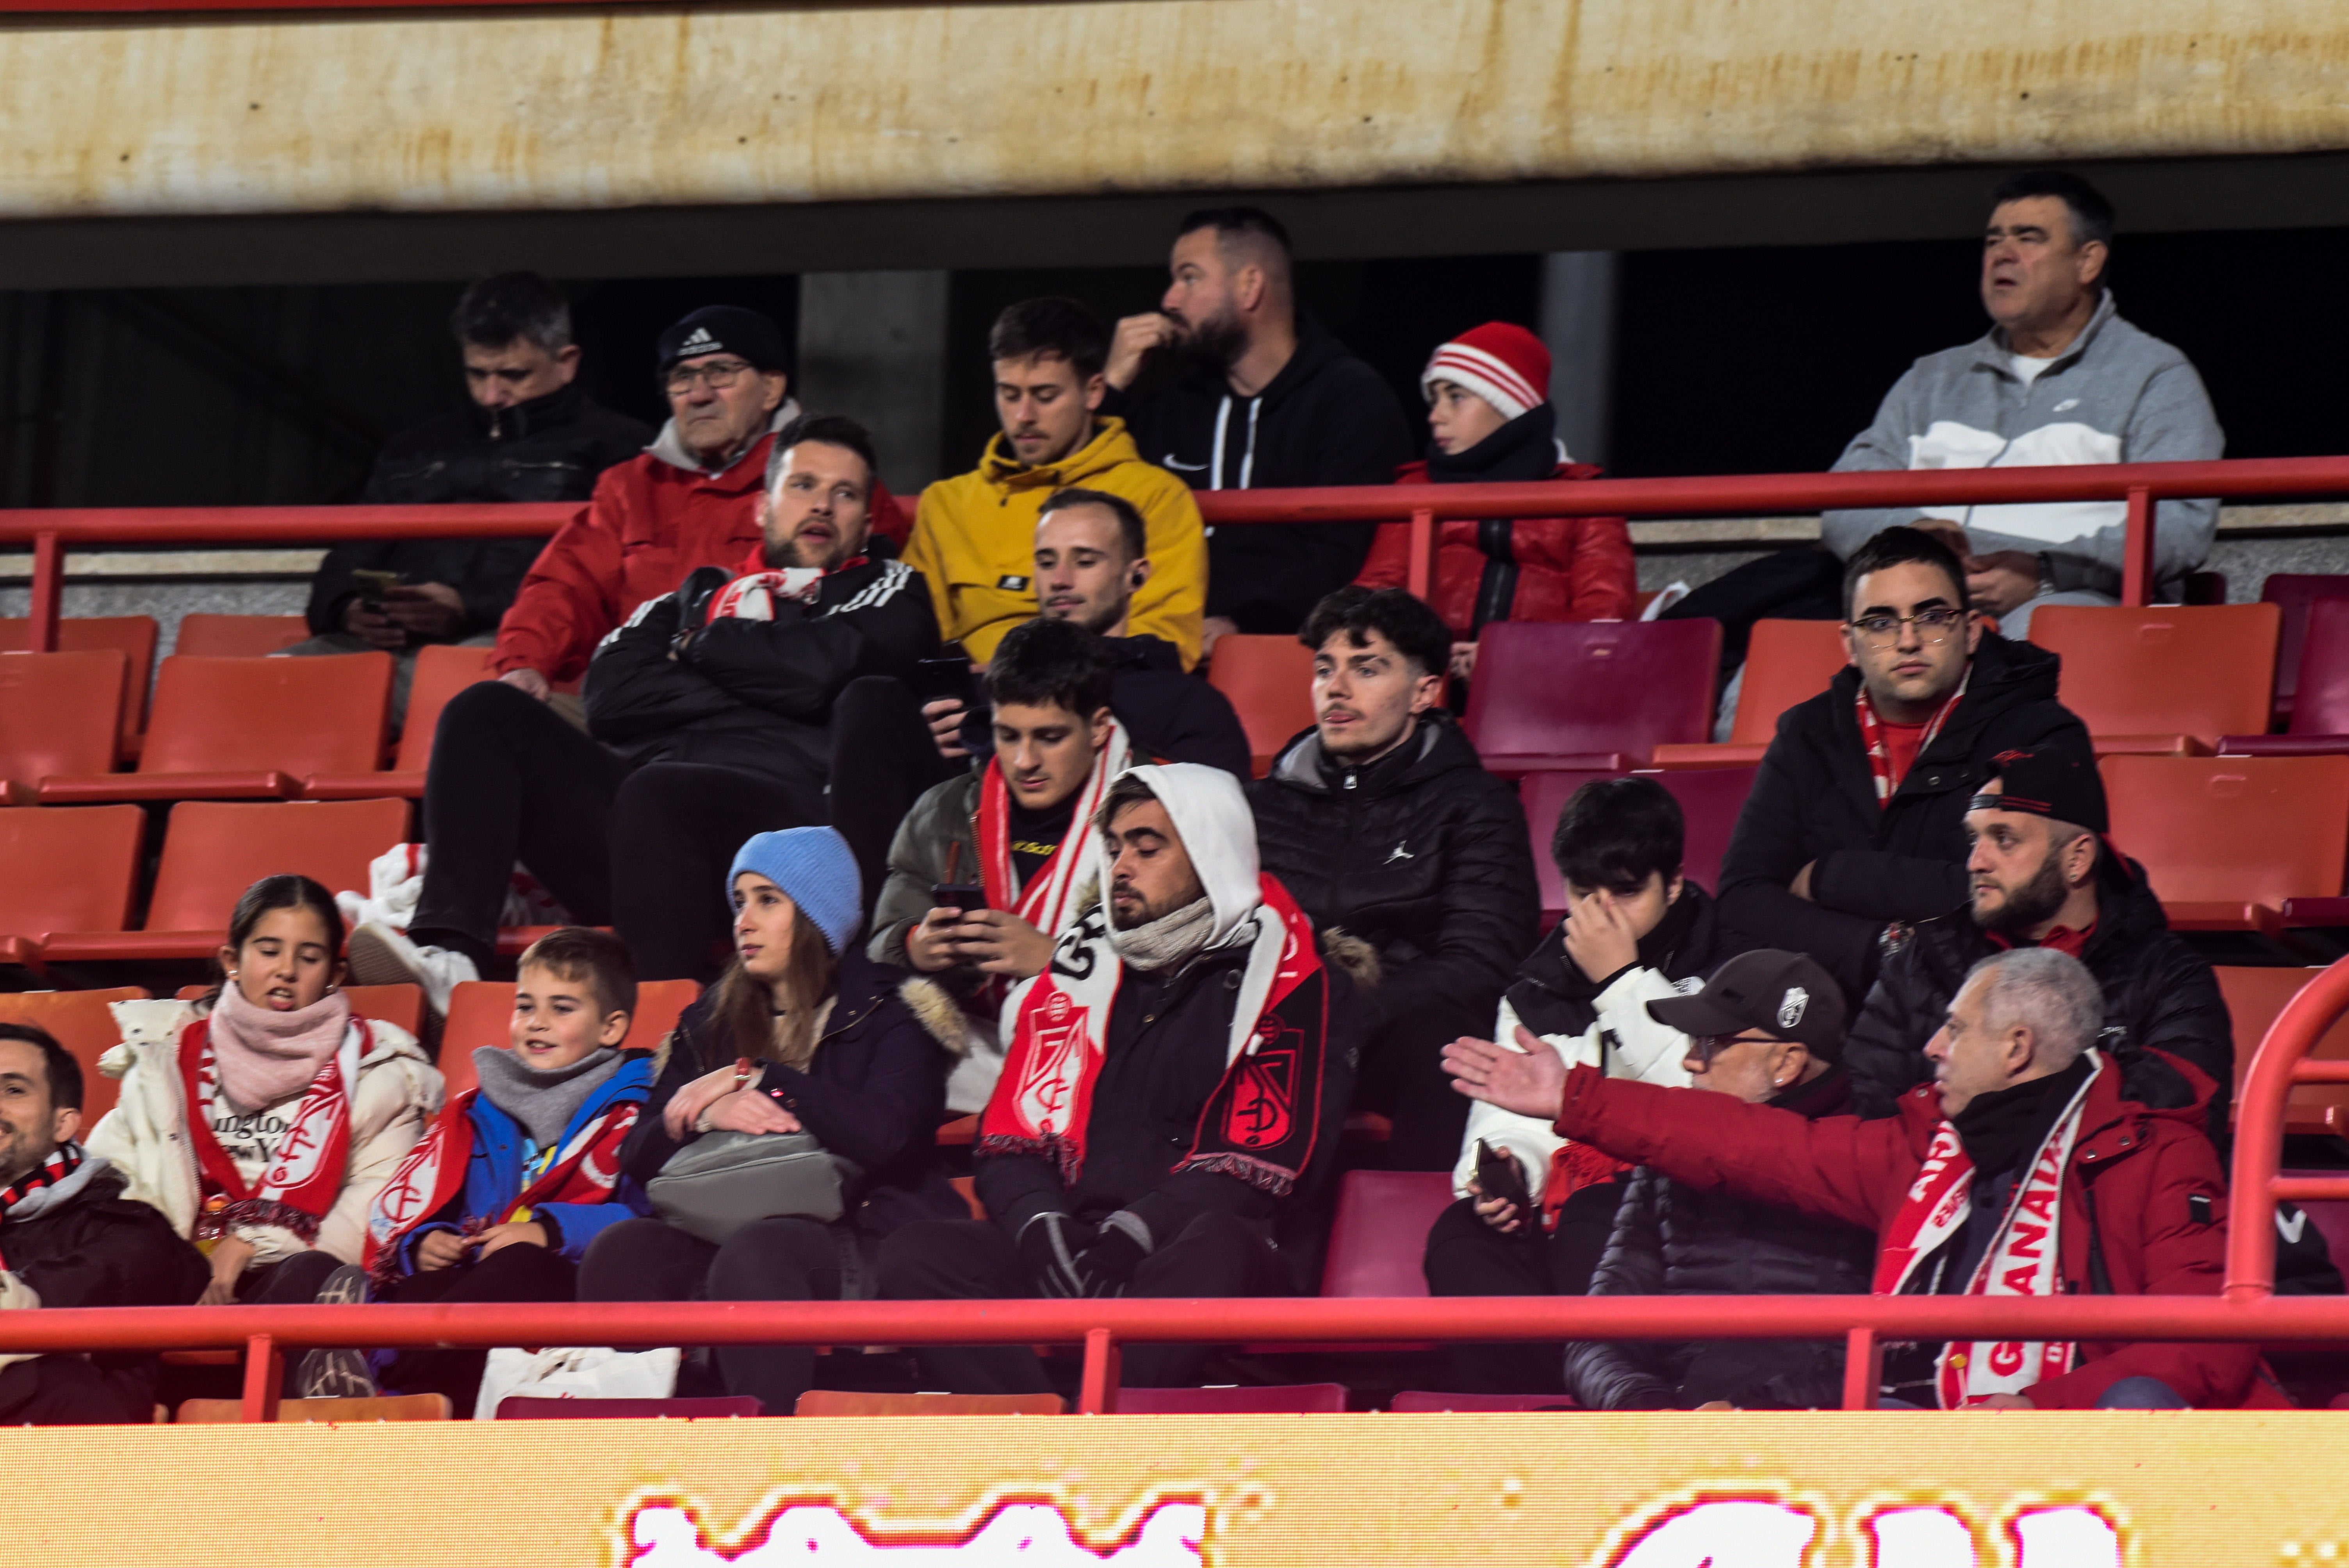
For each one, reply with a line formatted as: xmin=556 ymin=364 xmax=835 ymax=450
xmin=1103 ymin=208 xmax=1413 ymax=642
xmin=1716 ymin=526 xmax=2093 ymax=1002
xmin=1844 ymin=743 xmax=2233 ymax=1132
xmin=1250 ymin=586 xmax=1539 ymax=1170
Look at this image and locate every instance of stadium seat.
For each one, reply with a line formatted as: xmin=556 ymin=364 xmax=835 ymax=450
xmin=1463 ymin=619 xmax=1720 ymax=775
xmin=1637 ymin=766 xmax=1757 ymax=896
xmin=1113 ymin=1383 xmax=1347 ymax=1413
xmin=304 ymin=642 xmax=496 ymax=800
xmin=438 ymin=977 xmax=701 ymax=1099
xmin=39 ymin=654 xmax=393 ymax=804
xmin=1205 ymin=634 xmax=1315 ymax=778
xmin=0 ymin=616 xmax=158 ymax=750
xmin=2213 ymin=968 xmax=2349 ymax=1137
xmin=1519 ymin=769 xmax=1623 ymax=926
xmin=2030 ymin=604 xmax=2282 ymax=754
xmin=1649 ymin=618 xmax=1846 ymax=768
xmin=2221 ymin=597 xmax=2349 ymax=757
xmin=0 ymin=805 xmax=143 ymax=970
xmin=0 ymin=987 xmax=147 ymax=1125
xmin=497 ymin=1396 xmax=763 ymax=1419
xmin=177 ymin=1393 xmax=452 ymax=1422
xmin=172 ymin=982 xmax=422 ymax=1039
xmin=172 ymin=613 xmax=312 ymax=659
xmin=2262 ymin=574 xmax=2349 ymax=726
xmin=1388 ymin=1390 xmax=1579 ymax=1412
xmin=793 ymin=1391 xmax=1065 ymax=1416
xmin=40 ymin=797 xmax=408 ymax=963
xmin=2099 ymin=755 xmax=2349 ymax=932
xmin=1319 ymin=1170 xmax=1456 ymax=1297
xmin=0 ymin=650 xmax=129 ymax=799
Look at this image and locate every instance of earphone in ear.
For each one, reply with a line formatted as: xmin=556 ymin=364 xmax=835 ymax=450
xmin=1129 ymin=567 xmax=1147 ymax=589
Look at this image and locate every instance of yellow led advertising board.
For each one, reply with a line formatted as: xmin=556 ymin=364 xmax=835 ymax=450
xmin=9 ymin=1412 xmax=2337 ymax=1564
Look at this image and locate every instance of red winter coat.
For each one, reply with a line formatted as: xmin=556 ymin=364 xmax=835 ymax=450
xmin=1550 ymin=1053 xmax=2270 ymax=1409
xmin=1355 ymin=461 xmax=1636 ymax=635
xmin=490 ymin=433 xmax=909 ymax=684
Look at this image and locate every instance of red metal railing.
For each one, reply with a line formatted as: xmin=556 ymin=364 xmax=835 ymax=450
xmin=6 ymin=455 xmax=2344 ymax=650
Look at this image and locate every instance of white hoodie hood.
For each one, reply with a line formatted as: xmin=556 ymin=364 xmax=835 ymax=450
xmin=1095 ymin=762 xmax=1263 ymax=951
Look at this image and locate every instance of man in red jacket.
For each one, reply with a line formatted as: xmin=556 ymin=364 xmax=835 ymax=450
xmin=491 ymin=305 xmax=907 ymax=700
xmin=1443 ymin=945 xmax=2262 ymax=1409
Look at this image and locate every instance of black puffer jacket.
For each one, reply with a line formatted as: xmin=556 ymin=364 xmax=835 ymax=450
xmin=1563 ymin=1069 xmax=1877 ymax=1411
xmin=310 ymin=382 xmax=652 ymax=639
xmin=1716 ymin=632 xmax=2092 ymax=1002
xmin=1843 ymin=845 xmax=2234 ymax=1135
xmin=619 ymin=949 xmax=970 ymax=1240
xmin=1250 ymin=712 xmax=1540 ymax=1059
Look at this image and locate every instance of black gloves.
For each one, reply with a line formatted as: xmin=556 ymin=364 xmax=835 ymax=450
xmin=1074 ymin=1226 xmax=1146 ymax=1290
xmin=1017 ymin=1213 xmax=1091 ymax=1299
xmin=1017 ymin=1212 xmax=1155 ymax=1298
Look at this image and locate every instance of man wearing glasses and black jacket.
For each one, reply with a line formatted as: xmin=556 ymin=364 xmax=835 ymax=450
xmin=1714 ymin=527 xmax=2092 ymax=1003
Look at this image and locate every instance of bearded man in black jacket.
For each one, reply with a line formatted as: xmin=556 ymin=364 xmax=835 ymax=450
xmin=1251 ymin=586 xmax=1540 ymax=1170
xmin=1716 ymin=526 xmax=2094 ymax=1003
xmin=1844 ymin=743 xmax=2233 ymax=1132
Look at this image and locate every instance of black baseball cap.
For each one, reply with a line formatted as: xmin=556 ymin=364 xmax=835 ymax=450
xmin=656 ymin=306 xmax=791 ymax=376
xmin=1969 ymin=740 xmax=2108 ymax=833
xmin=1648 ymin=949 xmax=1848 ymax=1061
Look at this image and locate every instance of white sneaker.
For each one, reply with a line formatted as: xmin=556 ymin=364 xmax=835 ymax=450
xmin=346 ymin=921 xmax=478 ymax=1019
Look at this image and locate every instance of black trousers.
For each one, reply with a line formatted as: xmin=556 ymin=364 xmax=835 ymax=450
xmin=576 ymin=1216 xmax=845 ymax=1416
xmin=1420 ymin=1182 xmax=1625 ymax=1393
xmin=1356 ymin=992 xmax=1495 ymax=1172
xmin=875 ymin=1211 xmax=1284 ymax=1393
xmin=412 ymin=681 xmax=631 ymax=966
xmin=238 ymin=1247 xmax=346 ymax=1304
xmin=0 ymin=1356 xmax=152 ymax=1425
xmin=610 ymin=762 xmax=826 ymax=982
xmin=377 ymin=1242 xmax=579 ymax=1412
xmin=825 ymin=676 xmax=959 ymax=923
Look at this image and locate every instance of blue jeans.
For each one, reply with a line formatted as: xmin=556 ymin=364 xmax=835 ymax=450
xmin=2095 ymin=1376 xmax=2190 ymax=1409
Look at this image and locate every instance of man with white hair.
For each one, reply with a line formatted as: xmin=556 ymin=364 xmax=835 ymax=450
xmin=1445 ymin=945 xmax=2267 ymax=1409
xmin=878 ymin=762 xmax=1364 ymax=1392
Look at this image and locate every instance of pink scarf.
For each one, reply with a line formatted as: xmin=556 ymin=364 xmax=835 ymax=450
xmin=207 ymin=983 xmax=353 ymax=1114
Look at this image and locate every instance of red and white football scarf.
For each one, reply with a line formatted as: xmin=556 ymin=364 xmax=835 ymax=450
xmin=703 ymin=543 xmax=869 ymax=623
xmin=180 ymin=1017 xmax=364 ymax=1247
xmin=1873 ymin=1056 xmax=2101 ymax=1408
xmin=1855 ymin=672 xmax=1969 ymax=805
xmin=978 ymin=875 xmax=1331 ymax=1197
xmin=976 ymin=717 xmax=1133 ymax=939
xmin=361 ymin=1088 xmax=640 ymax=1279
xmin=0 ymin=1144 xmax=82 ymax=1272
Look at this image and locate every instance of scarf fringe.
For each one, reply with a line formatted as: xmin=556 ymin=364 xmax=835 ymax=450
xmin=1172 ymin=1151 xmax=1296 ymax=1199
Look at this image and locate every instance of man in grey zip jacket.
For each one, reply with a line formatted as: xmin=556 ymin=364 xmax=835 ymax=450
xmin=1822 ymin=171 xmax=2222 ymax=636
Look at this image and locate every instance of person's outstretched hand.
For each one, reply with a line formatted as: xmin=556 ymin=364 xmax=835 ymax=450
xmin=500 ymin=667 xmax=552 ymax=701
xmin=1443 ymin=1026 xmax=1568 ymax=1121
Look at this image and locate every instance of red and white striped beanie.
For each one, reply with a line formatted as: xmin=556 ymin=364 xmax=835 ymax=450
xmin=1421 ymin=321 xmax=1552 ymax=422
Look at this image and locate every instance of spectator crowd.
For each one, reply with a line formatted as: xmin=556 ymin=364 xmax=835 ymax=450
xmin=1 ymin=169 xmax=2315 ymax=1425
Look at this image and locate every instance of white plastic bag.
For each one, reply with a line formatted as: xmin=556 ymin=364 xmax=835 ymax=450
xmin=337 ymin=843 xmax=570 ymax=934
xmin=472 ymin=1345 xmax=681 ymax=1420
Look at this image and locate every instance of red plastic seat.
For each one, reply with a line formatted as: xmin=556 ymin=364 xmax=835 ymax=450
xmin=438 ymin=977 xmax=701 ymax=1100
xmin=1319 ymin=1169 xmax=1456 ymax=1298
xmin=1520 ymin=769 xmax=1627 ymax=927
xmin=2262 ymin=575 xmax=2349 ymax=726
xmin=2213 ymin=968 xmax=2349 ymax=1137
xmin=1388 ymin=1390 xmax=1579 ymax=1412
xmin=39 ymin=654 xmax=393 ymax=804
xmin=1463 ymin=619 xmax=1720 ymax=775
xmin=304 ymin=643 xmax=497 ymax=801
xmin=0 ymin=651 xmax=128 ymax=801
xmin=2221 ymin=597 xmax=2349 ymax=757
xmin=173 ymin=614 xmax=312 ymax=659
xmin=1636 ymin=766 xmax=1757 ymax=896
xmin=0 ymin=617 xmax=158 ymax=752
xmin=2030 ymin=604 xmax=2281 ymax=754
xmin=2099 ymin=755 xmax=2349 ymax=932
xmin=0 ymin=986 xmax=149 ymax=1125
xmin=1650 ymin=618 xmax=1846 ymax=769
xmin=40 ymin=797 xmax=409 ymax=962
xmin=1205 ymin=634 xmax=1315 ymax=778
xmin=0 ymin=805 xmax=144 ymax=970
xmin=497 ymin=1396 xmax=763 ymax=1419
xmin=1113 ymin=1384 xmax=1347 ymax=1414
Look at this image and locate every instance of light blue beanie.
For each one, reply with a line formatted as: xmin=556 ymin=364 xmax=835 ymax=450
xmin=727 ymin=827 xmax=862 ymax=956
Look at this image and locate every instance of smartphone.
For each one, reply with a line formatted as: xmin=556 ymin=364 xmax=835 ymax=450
xmin=913 ymin=655 xmax=977 ymax=707
xmin=1474 ymin=1139 xmax=1533 ymax=1214
xmin=349 ymin=568 xmax=403 ymax=608
xmin=930 ymin=883 xmax=987 ymax=916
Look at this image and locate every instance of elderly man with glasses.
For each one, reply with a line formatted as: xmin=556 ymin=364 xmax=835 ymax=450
xmin=489 ymin=305 xmax=909 ymax=706
xmin=1713 ymin=526 xmax=2093 ymax=1002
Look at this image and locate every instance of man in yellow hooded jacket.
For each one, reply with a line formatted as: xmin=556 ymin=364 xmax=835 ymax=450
xmin=907 ymin=298 xmax=1207 ymax=670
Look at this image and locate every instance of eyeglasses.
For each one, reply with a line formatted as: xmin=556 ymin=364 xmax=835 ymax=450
xmin=1847 ymin=607 xmax=1968 ymax=648
xmin=1689 ymin=1031 xmax=1777 ymax=1063
xmin=663 ymin=358 xmax=756 ymax=396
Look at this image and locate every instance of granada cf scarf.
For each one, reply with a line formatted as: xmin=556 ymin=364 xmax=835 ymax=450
xmin=703 ymin=543 xmax=871 ymax=622
xmin=361 ymin=1054 xmax=653 ymax=1278
xmin=977 ymin=716 xmax=1134 ymax=939
xmin=181 ymin=1017 xmax=365 ymax=1247
xmin=0 ymin=1143 xmax=82 ymax=1272
xmin=1874 ymin=1053 xmax=2101 ymax=1408
xmin=1855 ymin=672 xmax=1969 ymax=805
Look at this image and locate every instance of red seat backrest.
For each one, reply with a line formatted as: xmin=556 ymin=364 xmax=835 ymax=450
xmin=1520 ymin=769 xmax=1627 ymax=925
xmin=0 ymin=805 xmax=144 ymax=939
xmin=2262 ymin=574 xmax=2349 ymax=719
xmin=2030 ymin=604 xmax=2281 ymax=745
xmin=1639 ymin=766 xmax=1759 ymax=895
xmin=2101 ymin=755 xmax=2349 ymax=908
xmin=0 ymin=618 xmax=157 ymax=748
xmin=1113 ymin=1384 xmax=1347 ymax=1414
xmin=2290 ymin=597 xmax=2349 ymax=738
xmin=173 ymin=614 xmax=312 ymax=659
xmin=1205 ymin=635 xmax=1315 ymax=778
xmin=140 ymin=655 xmax=392 ymax=777
xmin=2213 ymin=967 xmax=2349 ymax=1131
xmin=144 ymin=798 xmax=410 ymax=934
xmin=0 ymin=651 xmax=128 ymax=783
xmin=1729 ymin=620 xmax=1848 ymax=744
xmin=0 ymin=986 xmax=149 ymax=1125
xmin=1318 ymin=1169 xmax=1457 ymax=1297
xmin=1463 ymin=620 xmax=1721 ymax=767
xmin=395 ymin=643 xmax=498 ymax=772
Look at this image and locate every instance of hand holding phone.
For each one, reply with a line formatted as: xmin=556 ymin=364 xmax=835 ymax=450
xmin=1472 ymin=1139 xmax=1534 ymax=1236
